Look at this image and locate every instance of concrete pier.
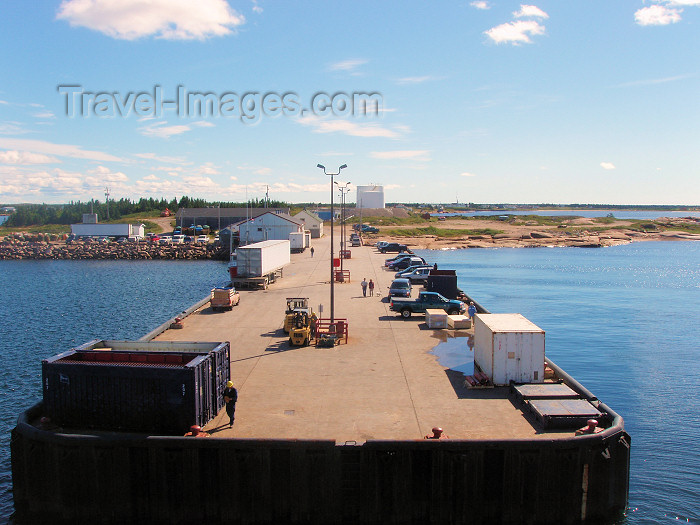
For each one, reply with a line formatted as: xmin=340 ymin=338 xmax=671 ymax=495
xmin=156 ymin=230 xmax=566 ymax=442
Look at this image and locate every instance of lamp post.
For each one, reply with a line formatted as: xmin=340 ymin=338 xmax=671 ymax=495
xmin=317 ymin=163 xmax=347 ymax=323
xmin=334 ymin=181 xmax=351 ymax=272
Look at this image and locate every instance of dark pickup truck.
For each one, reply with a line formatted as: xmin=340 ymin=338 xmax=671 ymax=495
xmin=379 ymin=243 xmax=408 ymax=253
xmin=390 ymin=291 xmax=466 ymax=319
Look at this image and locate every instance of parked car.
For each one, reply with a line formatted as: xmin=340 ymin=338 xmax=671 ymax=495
xmin=380 ymin=243 xmax=409 ymax=254
xmin=385 ymin=253 xmax=415 ymax=267
xmin=172 ymin=234 xmax=185 ymax=244
xmin=389 ymin=278 xmax=412 ymax=298
xmin=184 ymin=236 xmax=194 ymax=243
xmin=389 ymin=256 xmax=426 ymax=271
xmin=361 ymin=225 xmax=379 ymax=233
xmin=158 ymin=236 xmax=172 ymax=245
xmin=400 ymin=267 xmax=432 ymax=284
xmin=196 ymin=235 xmax=208 ymax=243
xmin=395 ymin=265 xmax=432 ymax=278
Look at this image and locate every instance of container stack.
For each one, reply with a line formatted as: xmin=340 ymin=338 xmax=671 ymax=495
xmin=42 ymin=340 xmax=230 ymax=435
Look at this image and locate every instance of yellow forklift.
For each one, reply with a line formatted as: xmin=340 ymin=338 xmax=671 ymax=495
xmin=284 ymin=297 xmax=310 ymax=333
xmin=288 ymin=310 xmax=316 ymax=346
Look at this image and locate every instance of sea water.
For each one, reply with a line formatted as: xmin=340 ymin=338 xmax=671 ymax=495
xmin=415 ymin=242 xmax=700 ymax=525
xmin=1 ymin=243 xmax=698 ymax=524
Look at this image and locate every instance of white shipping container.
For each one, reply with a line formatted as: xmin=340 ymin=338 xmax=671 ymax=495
xmin=473 ymin=313 xmax=545 ymax=385
xmin=236 ymin=240 xmax=290 ymax=277
xmin=289 ymin=232 xmax=308 ymax=252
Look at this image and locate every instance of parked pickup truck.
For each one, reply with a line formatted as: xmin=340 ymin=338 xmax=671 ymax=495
xmin=210 ymin=287 xmax=241 ymax=311
xmin=390 ymin=291 xmax=466 ymax=319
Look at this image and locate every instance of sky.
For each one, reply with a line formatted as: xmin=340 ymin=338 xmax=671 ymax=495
xmin=0 ymin=0 xmax=698 ymax=206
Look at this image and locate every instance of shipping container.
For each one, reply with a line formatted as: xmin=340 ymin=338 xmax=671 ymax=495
xmin=236 ymin=239 xmax=291 ymax=277
xmin=425 ymin=270 xmax=458 ymax=299
xmin=473 ymin=313 xmax=545 ymax=385
xmin=289 ymin=231 xmax=308 ymax=253
xmin=43 ymin=340 xmax=230 ymax=434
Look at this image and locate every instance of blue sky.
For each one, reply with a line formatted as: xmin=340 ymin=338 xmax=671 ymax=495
xmin=0 ymin=0 xmax=698 ymax=206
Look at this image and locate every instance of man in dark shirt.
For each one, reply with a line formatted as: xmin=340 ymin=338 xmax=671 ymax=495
xmin=223 ymin=380 xmax=238 ymax=428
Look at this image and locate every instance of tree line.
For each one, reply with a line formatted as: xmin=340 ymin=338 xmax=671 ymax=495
xmin=2 ymin=196 xmax=291 ymax=227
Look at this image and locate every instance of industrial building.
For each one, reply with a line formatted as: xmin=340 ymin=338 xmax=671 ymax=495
xmin=70 ymin=214 xmax=145 ymax=239
xmin=356 ymin=185 xmax=384 ymax=209
xmin=293 ymin=209 xmax=324 ymax=238
xmin=175 ymin=207 xmax=291 ymax=231
xmin=234 ymin=211 xmax=305 ymax=245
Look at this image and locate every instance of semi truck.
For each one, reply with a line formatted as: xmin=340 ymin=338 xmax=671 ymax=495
xmin=228 ymin=240 xmax=290 ymax=289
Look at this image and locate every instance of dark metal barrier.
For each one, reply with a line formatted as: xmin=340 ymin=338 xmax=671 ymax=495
xmin=12 ymin=402 xmax=629 ymax=525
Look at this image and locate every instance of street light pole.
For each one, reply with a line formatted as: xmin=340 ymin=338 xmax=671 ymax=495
xmin=334 ymin=181 xmax=351 ymax=272
xmin=317 ymin=163 xmax=347 ymax=324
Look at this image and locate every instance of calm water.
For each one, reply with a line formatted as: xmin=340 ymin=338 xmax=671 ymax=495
xmin=0 ymin=259 xmax=227 ymax=523
xmin=1 ymin=244 xmax=699 ymax=524
xmin=416 ymin=242 xmax=700 ymax=525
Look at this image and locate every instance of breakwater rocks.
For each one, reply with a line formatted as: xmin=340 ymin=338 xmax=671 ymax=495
xmin=0 ymin=238 xmax=229 ymax=261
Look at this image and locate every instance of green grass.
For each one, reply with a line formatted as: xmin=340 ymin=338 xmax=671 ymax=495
xmin=1 ymin=224 xmax=70 ymax=235
xmin=510 ymin=215 xmax=574 ymax=226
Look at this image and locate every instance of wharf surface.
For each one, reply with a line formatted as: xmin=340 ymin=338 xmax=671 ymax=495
xmin=155 ymin=229 xmax=563 ymax=442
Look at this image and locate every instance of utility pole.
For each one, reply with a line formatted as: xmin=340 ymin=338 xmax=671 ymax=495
xmin=104 ymin=187 xmax=110 ymax=221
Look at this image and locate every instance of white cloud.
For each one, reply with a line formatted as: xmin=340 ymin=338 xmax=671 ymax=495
xmin=513 ymin=5 xmax=549 ymax=18
xmin=252 ymin=0 xmax=263 ymax=13
xmin=138 ymin=121 xmax=194 ymax=138
xmin=33 ymin=111 xmax=56 ymax=119
xmin=470 ymin=1 xmax=491 ymax=9
xmin=0 ymin=100 xmax=8 ymax=105
xmin=135 ymin=152 xmax=190 ymax=164
xmin=0 ymin=138 xmax=123 ymax=161
xmin=460 ymin=172 xmax=477 ymax=177
xmin=370 ymin=150 xmax=431 ymax=161
xmin=395 ymin=76 xmax=435 ymax=85
xmin=484 ymin=20 xmax=545 ymax=45
xmin=328 ymin=59 xmax=368 ymax=73
xmin=634 ymin=5 xmax=682 ymax=25
xmin=666 ymin=0 xmax=700 ymax=5
xmin=56 ymin=0 xmax=245 ymax=40
xmin=298 ymin=116 xmax=402 ymax=138
xmin=614 ymin=74 xmax=694 ymax=87
xmin=197 ymin=162 xmax=220 ymax=175
xmin=0 ymin=150 xmax=60 ymax=165
xmin=600 ymin=162 xmax=616 ymax=170
xmin=0 ymin=165 xmax=130 ymax=199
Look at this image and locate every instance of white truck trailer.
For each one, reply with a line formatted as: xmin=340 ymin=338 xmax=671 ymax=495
xmin=289 ymin=231 xmax=310 ymax=253
xmin=473 ymin=313 xmax=545 ymax=385
xmin=230 ymin=240 xmax=290 ymax=289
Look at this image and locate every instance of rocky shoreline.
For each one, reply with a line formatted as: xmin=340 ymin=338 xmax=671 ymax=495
xmin=0 ymin=237 xmax=228 ymax=261
xmin=393 ymin=229 xmax=700 ymax=250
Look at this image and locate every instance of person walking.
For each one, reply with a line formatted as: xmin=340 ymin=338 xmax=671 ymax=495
xmin=361 ymin=278 xmax=368 ymax=297
xmin=223 ymin=380 xmax=238 ymax=428
xmin=368 ymin=279 xmax=375 ymax=296
xmin=467 ymin=301 xmax=477 ymax=323
xmin=310 ymin=246 xmax=314 ymax=257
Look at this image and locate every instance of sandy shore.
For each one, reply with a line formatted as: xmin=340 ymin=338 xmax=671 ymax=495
xmin=370 ymin=216 xmax=700 ymax=250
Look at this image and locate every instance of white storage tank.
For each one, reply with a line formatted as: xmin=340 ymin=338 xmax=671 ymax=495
xmin=473 ymin=313 xmax=545 ymax=385
xmin=356 ymin=185 xmax=385 ymax=209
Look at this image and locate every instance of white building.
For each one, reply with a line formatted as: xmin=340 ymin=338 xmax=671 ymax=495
xmin=70 ymin=222 xmax=145 ymax=239
xmin=235 ymin=211 xmax=304 ymax=245
xmin=356 ymin=185 xmax=384 ymax=209
xmin=293 ymin=209 xmax=324 ymax=238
